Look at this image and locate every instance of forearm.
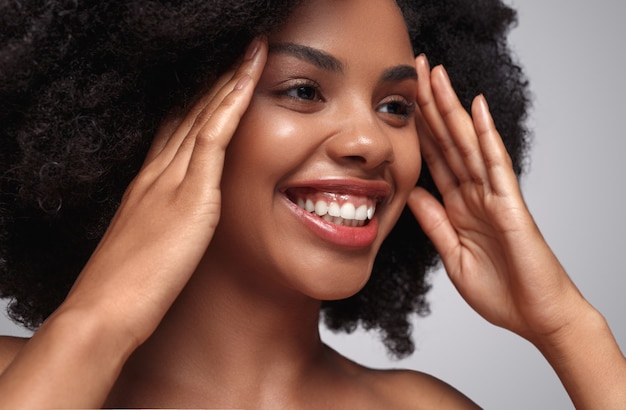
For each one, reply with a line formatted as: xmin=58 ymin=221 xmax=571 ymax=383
xmin=533 ymin=303 xmax=626 ymax=409
xmin=0 ymin=307 xmax=136 ymax=408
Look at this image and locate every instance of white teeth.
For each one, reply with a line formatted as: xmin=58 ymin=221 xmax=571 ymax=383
xmin=355 ymin=204 xmax=368 ymax=221
xmin=315 ymin=200 xmax=328 ymax=216
xmin=315 ymin=208 xmax=368 ymax=227
xmin=305 ymin=199 xmax=315 ymax=213
xmin=328 ymin=202 xmax=341 ymax=217
xmin=340 ymin=202 xmax=356 ymax=220
xmin=295 ymin=195 xmax=377 ymax=226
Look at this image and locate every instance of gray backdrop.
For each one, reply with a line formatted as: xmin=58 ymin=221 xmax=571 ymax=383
xmin=1 ymin=0 xmax=625 ymax=408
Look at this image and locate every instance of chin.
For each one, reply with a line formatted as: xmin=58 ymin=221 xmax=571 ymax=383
xmin=295 ymin=260 xmax=374 ymax=302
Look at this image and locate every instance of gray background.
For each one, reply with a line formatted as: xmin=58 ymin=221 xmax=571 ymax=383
xmin=1 ymin=0 xmax=625 ymax=408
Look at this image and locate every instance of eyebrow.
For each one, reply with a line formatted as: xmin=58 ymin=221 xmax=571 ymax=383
xmin=268 ymin=42 xmax=417 ymax=82
xmin=381 ymin=65 xmax=418 ymax=82
xmin=269 ymin=42 xmax=344 ymax=73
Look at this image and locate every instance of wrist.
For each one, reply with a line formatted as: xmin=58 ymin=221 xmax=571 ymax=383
xmin=527 ymin=293 xmax=600 ymax=351
xmin=0 ymin=306 xmax=136 ymax=408
xmin=48 ymin=301 xmax=142 ymax=360
xmin=531 ymin=303 xmax=626 ymax=409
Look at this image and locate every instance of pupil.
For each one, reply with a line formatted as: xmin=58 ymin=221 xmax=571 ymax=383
xmin=387 ymin=102 xmax=401 ymax=114
xmin=297 ymin=86 xmax=315 ymax=100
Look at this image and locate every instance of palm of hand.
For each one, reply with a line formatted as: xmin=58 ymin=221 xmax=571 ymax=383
xmin=409 ymin=57 xmax=578 ymax=341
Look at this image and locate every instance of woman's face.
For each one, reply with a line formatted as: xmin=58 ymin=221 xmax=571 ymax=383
xmin=207 ymin=0 xmax=420 ymax=300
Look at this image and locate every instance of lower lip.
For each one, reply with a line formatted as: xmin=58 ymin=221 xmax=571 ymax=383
xmin=283 ymin=196 xmax=379 ymax=248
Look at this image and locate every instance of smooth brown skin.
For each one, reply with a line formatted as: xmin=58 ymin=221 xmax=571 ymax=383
xmin=0 ymin=0 xmax=625 ymax=408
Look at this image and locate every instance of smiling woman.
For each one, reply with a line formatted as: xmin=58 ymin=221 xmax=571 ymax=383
xmin=0 ymin=0 xmax=624 ymax=408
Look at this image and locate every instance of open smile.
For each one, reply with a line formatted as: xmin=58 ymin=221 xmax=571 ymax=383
xmin=281 ymin=181 xmax=392 ymax=248
xmin=286 ymin=188 xmax=378 ymax=227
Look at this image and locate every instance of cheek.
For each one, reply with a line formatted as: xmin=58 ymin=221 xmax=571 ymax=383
xmin=226 ymin=102 xmax=319 ymax=177
xmin=377 ymin=133 xmax=420 ymax=237
xmin=393 ymin=132 xmax=422 ymax=193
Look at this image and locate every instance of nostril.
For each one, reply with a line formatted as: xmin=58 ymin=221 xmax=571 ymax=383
xmin=344 ymin=155 xmax=367 ymax=163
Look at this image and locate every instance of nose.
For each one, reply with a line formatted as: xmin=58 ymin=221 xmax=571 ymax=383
xmin=326 ymin=107 xmax=395 ymax=170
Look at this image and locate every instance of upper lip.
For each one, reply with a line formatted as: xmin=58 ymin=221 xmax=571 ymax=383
xmin=280 ymin=178 xmax=393 ymax=205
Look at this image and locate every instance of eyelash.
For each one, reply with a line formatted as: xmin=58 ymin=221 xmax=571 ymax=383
xmin=377 ymin=97 xmax=416 ymax=119
xmin=278 ymin=79 xmax=324 ymax=103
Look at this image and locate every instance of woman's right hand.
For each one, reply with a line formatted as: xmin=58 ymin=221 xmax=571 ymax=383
xmin=0 ymin=36 xmax=267 ymax=408
xmin=67 ymin=36 xmax=267 ymax=347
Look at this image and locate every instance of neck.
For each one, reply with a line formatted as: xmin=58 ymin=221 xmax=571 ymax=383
xmin=107 ymin=253 xmax=328 ymax=406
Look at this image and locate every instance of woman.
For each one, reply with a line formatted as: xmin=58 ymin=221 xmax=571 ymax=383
xmin=0 ymin=0 xmax=624 ymax=407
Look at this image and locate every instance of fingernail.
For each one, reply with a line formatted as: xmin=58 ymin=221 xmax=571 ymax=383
xmin=244 ymin=37 xmax=261 ymax=60
xmin=416 ymin=54 xmax=430 ymax=74
xmin=477 ymin=94 xmax=490 ymax=114
xmin=419 ymin=53 xmax=429 ymax=67
xmin=234 ymin=74 xmax=251 ymax=90
xmin=437 ymin=65 xmax=451 ymax=85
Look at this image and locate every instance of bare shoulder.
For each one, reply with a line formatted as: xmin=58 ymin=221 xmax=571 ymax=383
xmin=367 ymin=368 xmax=481 ymax=409
xmin=0 ymin=336 xmax=29 ymax=373
xmin=326 ymin=347 xmax=479 ymax=409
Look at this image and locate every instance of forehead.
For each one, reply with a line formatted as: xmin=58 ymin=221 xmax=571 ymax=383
xmin=269 ymin=0 xmax=414 ymax=65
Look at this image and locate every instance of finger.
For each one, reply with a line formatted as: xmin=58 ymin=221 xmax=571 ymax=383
xmin=144 ymin=66 xmax=239 ymax=166
xmin=415 ymin=102 xmax=458 ymax=196
xmin=416 ymin=56 xmax=472 ymax=185
xmin=415 ymin=56 xmax=459 ymax=196
xmin=471 ymin=95 xmax=519 ymax=196
xmin=407 ymin=186 xmax=460 ymax=271
xmin=430 ymin=66 xmax=489 ymax=187
xmin=143 ymin=114 xmax=183 ymax=168
xmin=182 ymin=36 xmax=268 ymax=185
xmin=143 ymin=37 xmax=264 ymax=175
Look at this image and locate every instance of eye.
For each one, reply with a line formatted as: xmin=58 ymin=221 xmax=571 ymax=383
xmin=279 ymin=79 xmax=324 ymax=102
xmin=285 ymin=85 xmax=320 ymax=101
xmin=377 ymin=97 xmax=415 ymax=118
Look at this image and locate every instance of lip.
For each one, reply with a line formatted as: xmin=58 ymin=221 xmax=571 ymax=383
xmin=280 ymin=179 xmax=392 ymax=248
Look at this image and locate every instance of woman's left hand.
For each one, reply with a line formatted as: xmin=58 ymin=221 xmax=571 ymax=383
xmin=408 ymin=55 xmax=584 ymax=342
xmin=408 ymin=55 xmax=626 ymax=409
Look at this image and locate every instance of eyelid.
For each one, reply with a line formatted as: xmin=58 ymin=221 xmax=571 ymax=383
xmin=376 ymin=95 xmax=416 ymax=128
xmin=378 ymin=95 xmax=416 ymax=116
xmin=273 ymin=78 xmax=325 ymax=102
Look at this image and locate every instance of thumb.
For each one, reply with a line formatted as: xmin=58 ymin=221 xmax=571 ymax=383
xmin=407 ymin=187 xmax=459 ymax=264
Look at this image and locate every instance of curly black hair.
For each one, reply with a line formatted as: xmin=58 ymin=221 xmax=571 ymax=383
xmin=0 ymin=0 xmax=530 ymax=359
